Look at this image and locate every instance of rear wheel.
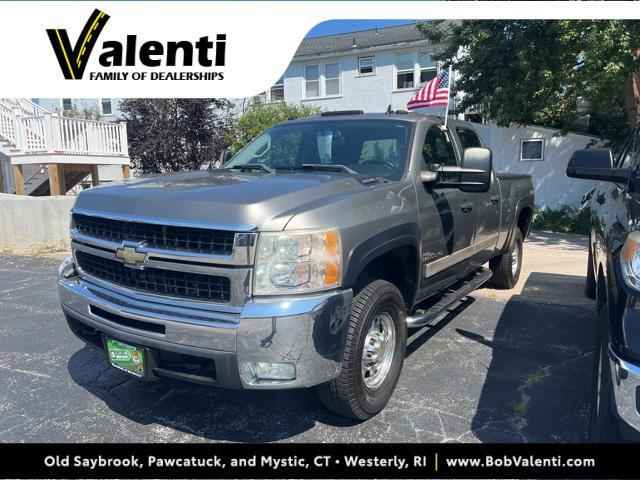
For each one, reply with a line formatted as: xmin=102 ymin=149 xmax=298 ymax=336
xmin=489 ymin=228 xmax=523 ymax=289
xmin=317 ymin=280 xmax=407 ymax=420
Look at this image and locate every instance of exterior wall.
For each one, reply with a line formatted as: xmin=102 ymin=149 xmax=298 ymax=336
xmin=284 ymin=49 xmax=437 ymax=113
xmin=0 ymin=194 xmax=75 ymax=254
xmin=473 ymin=123 xmax=601 ymax=209
xmin=32 ymin=98 xmax=123 ymax=120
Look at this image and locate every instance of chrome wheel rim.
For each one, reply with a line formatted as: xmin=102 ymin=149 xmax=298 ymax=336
xmin=511 ymin=242 xmax=520 ymax=276
xmin=361 ymin=312 xmax=396 ymax=389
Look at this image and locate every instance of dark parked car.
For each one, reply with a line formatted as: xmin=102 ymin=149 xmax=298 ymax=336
xmin=567 ymin=123 xmax=640 ymax=441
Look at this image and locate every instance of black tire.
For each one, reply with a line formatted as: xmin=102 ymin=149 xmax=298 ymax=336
xmin=489 ymin=228 xmax=523 ymax=289
xmin=317 ymin=280 xmax=407 ymax=420
xmin=585 ymin=245 xmax=597 ymax=299
xmin=589 ymin=279 xmax=621 ymax=442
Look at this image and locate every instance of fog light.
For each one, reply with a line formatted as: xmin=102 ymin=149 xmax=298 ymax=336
xmin=243 ymin=362 xmax=296 ymax=382
xmin=58 ymin=257 xmax=77 ymax=279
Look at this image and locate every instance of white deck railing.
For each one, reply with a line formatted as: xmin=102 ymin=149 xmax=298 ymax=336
xmin=0 ymin=108 xmax=128 ymax=157
xmin=0 ymin=98 xmax=49 ymax=117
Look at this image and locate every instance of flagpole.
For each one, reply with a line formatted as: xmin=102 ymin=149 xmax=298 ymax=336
xmin=444 ymin=65 xmax=452 ymax=128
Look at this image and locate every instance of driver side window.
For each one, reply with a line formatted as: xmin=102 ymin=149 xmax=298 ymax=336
xmin=422 ymin=126 xmax=458 ymax=168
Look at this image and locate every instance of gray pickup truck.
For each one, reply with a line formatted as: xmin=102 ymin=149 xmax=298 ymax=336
xmin=58 ymin=112 xmax=534 ymax=419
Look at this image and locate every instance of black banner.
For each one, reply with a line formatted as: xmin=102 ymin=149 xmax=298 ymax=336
xmin=1 ymin=443 xmax=639 ymax=479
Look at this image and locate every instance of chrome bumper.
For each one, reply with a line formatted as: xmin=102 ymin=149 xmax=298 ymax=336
xmin=58 ymin=258 xmax=352 ymax=389
xmin=609 ymin=348 xmax=640 ymax=433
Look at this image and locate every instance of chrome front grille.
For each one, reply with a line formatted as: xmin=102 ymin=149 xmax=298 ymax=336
xmin=70 ymin=210 xmax=256 ymax=308
xmin=72 ymin=213 xmax=236 ymax=255
xmin=75 ymin=251 xmax=231 ymax=303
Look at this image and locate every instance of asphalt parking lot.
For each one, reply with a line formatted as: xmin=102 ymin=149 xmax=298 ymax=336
xmin=0 ymin=231 xmax=597 ymax=442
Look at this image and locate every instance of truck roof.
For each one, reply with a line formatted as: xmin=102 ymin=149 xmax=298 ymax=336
xmin=286 ymin=111 xmax=476 ymax=129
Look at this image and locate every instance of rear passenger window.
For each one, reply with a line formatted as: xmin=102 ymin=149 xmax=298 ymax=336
xmin=456 ymin=127 xmax=482 ymax=149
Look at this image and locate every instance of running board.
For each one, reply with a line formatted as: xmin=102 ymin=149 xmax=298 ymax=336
xmin=405 ymin=268 xmax=493 ymax=328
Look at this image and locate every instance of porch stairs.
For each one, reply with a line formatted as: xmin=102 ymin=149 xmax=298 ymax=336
xmin=0 ymin=98 xmax=130 ymax=196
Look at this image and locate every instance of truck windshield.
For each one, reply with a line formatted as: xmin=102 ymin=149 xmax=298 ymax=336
xmin=224 ymin=120 xmax=413 ymax=181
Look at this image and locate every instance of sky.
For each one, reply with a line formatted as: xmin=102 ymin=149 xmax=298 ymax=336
xmin=305 ymin=20 xmax=418 ymax=38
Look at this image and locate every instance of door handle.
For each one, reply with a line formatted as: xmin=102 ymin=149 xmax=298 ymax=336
xmin=460 ymin=202 xmax=473 ymax=213
xmin=596 ymin=193 xmax=605 ymax=205
xmin=489 ymin=195 xmax=500 ymax=205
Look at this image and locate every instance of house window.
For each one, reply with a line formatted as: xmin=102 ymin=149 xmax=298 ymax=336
xmin=396 ymin=52 xmax=415 ymax=89
xmin=304 ymin=64 xmax=320 ymax=98
xmin=358 ymin=56 xmax=375 ymax=75
xmin=520 ymin=138 xmax=545 ymax=161
xmin=270 ymin=76 xmax=285 ymax=102
xmin=419 ymin=50 xmax=437 ymax=84
xmin=324 ymin=63 xmax=341 ymax=96
xmin=101 ymin=98 xmax=113 ymax=115
xmin=61 ymin=98 xmax=73 ymax=112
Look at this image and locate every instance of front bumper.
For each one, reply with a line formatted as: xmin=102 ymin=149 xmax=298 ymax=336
xmin=609 ymin=348 xmax=640 ymax=436
xmin=58 ymin=258 xmax=352 ymax=389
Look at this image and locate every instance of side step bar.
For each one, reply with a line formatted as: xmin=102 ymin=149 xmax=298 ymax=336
xmin=405 ymin=267 xmax=493 ymax=328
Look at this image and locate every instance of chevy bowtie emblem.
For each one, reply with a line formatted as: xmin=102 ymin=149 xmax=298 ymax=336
xmin=115 ymin=245 xmax=147 ymax=268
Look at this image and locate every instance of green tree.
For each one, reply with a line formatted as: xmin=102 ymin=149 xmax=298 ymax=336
xmin=119 ymin=98 xmax=234 ymax=173
xmin=418 ymin=20 xmax=640 ymax=147
xmin=227 ymin=103 xmax=323 ymax=153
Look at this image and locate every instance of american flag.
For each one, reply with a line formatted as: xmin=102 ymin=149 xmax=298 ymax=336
xmin=407 ymin=70 xmax=450 ymax=110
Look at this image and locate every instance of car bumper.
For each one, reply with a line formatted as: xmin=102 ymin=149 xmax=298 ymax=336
xmin=58 ymin=258 xmax=352 ymax=390
xmin=609 ymin=348 xmax=640 ymax=437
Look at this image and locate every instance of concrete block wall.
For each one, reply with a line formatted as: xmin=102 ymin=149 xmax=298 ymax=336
xmin=0 ymin=194 xmax=75 ymax=254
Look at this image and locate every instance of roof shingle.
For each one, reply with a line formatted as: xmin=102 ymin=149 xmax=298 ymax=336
xmin=294 ymin=23 xmax=428 ymax=58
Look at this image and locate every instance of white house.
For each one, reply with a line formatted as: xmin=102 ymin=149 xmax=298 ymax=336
xmin=255 ymin=24 xmax=445 ymax=113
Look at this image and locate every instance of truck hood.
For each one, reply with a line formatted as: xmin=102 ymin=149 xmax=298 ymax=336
xmin=73 ymin=169 xmax=372 ymax=231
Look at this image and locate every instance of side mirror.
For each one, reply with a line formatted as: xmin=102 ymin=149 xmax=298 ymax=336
xmin=566 ymin=148 xmax=629 ymax=183
xmin=460 ymin=147 xmax=492 ymax=193
xmin=220 ymin=147 xmax=233 ymax=166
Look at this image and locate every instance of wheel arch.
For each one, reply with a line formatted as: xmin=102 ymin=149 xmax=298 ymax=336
xmin=344 ymin=223 xmax=421 ymax=310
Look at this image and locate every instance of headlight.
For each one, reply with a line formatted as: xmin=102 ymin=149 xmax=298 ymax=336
xmin=621 ymin=231 xmax=640 ymax=290
xmin=254 ymin=228 xmax=342 ymax=295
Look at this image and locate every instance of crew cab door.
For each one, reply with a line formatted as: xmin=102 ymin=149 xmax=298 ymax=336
xmin=453 ymin=125 xmax=500 ymax=264
xmin=416 ymin=125 xmax=474 ymax=283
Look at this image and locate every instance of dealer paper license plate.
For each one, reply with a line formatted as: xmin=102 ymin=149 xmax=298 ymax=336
xmin=106 ymin=339 xmax=146 ymax=378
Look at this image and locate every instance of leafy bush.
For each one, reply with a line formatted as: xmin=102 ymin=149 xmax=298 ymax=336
xmin=120 ymin=98 xmax=234 ymax=173
xmin=227 ymin=103 xmax=323 ymax=153
xmin=532 ymin=205 xmax=591 ymax=235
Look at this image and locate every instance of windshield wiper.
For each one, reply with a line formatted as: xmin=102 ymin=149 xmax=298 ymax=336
xmin=299 ymin=164 xmax=358 ymax=174
xmin=229 ymin=163 xmax=275 ymax=174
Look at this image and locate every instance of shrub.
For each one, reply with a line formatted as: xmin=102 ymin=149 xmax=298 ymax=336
xmin=532 ymin=205 xmax=591 ymax=235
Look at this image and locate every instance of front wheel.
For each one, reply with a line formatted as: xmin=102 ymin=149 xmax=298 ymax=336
xmin=317 ymin=280 xmax=407 ymax=420
xmin=489 ymin=228 xmax=523 ymax=289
